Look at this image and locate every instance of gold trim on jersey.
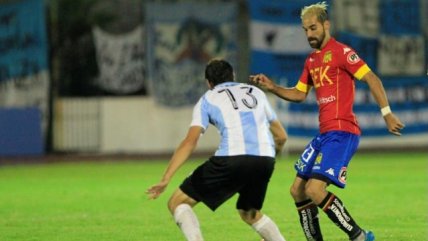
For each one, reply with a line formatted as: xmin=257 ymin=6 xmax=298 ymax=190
xmin=354 ymin=64 xmax=371 ymax=80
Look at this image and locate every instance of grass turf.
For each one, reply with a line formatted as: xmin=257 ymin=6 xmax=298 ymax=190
xmin=0 ymin=152 xmax=426 ymax=241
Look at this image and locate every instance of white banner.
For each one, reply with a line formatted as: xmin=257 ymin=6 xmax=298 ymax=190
xmin=93 ymin=25 xmax=145 ymax=94
xmin=250 ymin=21 xmax=312 ymax=54
xmin=145 ymin=3 xmax=238 ymax=107
xmin=378 ymin=35 xmax=425 ymax=76
xmin=332 ymin=0 xmax=379 ymax=36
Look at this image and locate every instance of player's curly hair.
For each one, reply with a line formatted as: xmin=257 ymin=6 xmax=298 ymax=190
xmin=205 ymin=59 xmax=234 ymax=86
xmin=301 ymin=1 xmax=329 ymax=23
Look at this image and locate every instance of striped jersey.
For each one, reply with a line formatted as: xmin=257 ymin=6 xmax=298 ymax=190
xmin=296 ymin=38 xmax=371 ymax=135
xmin=191 ymin=82 xmax=278 ymax=157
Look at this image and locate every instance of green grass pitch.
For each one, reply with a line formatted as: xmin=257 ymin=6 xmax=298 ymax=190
xmin=0 ymin=152 xmax=426 ymax=241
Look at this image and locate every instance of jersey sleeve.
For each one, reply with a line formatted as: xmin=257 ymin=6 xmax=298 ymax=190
xmin=262 ymin=92 xmax=278 ymax=123
xmin=190 ymin=96 xmax=209 ymax=132
xmin=340 ymin=47 xmax=372 ymax=80
xmin=296 ymin=58 xmax=313 ymax=93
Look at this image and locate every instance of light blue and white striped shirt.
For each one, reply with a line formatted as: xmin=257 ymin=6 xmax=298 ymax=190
xmin=191 ymin=82 xmax=278 ymax=157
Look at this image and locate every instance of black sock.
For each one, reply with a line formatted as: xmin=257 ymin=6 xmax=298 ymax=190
xmin=318 ymin=192 xmax=362 ymax=240
xmin=296 ymin=199 xmax=323 ymax=241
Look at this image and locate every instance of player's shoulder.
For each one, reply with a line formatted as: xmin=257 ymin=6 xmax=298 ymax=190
xmin=201 ymin=89 xmax=212 ymax=98
xmin=198 ymin=89 xmax=216 ymax=106
xmin=239 ymin=82 xmax=265 ymax=94
xmin=238 ymin=82 xmax=257 ymax=88
xmin=331 ymin=38 xmax=357 ymax=56
xmin=305 ymin=49 xmax=319 ymax=64
xmin=331 ymin=39 xmax=366 ymax=65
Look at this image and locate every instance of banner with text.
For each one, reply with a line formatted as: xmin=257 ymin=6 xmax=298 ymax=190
xmin=378 ymin=35 xmax=425 ymax=76
xmin=278 ymin=77 xmax=428 ymax=137
xmin=145 ymin=3 xmax=238 ymax=107
xmin=0 ymin=0 xmax=49 ymax=136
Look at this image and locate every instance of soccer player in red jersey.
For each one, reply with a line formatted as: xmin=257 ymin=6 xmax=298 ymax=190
xmin=250 ymin=2 xmax=404 ymax=241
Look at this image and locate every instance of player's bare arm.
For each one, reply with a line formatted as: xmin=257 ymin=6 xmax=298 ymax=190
xmin=269 ymin=119 xmax=287 ymax=156
xmin=361 ymin=71 xmax=405 ymax=136
xmin=249 ymin=74 xmax=307 ymax=102
xmin=146 ymin=126 xmax=203 ymax=199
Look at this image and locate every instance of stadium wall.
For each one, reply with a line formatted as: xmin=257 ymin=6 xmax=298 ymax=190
xmin=53 ymin=97 xmax=428 ymax=155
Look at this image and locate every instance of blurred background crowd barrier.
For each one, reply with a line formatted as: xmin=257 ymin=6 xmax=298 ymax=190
xmin=0 ymin=0 xmax=427 ymax=157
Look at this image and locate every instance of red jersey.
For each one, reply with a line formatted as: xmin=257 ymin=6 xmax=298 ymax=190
xmin=296 ymin=38 xmax=371 ymax=135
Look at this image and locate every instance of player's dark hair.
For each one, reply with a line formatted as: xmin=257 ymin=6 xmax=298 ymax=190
xmin=205 ymin=59 xmax=234 ymax=86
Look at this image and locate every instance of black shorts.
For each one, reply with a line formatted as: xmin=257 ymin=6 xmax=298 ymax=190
xmin=179 ymin=155 xmax=275 ymax=211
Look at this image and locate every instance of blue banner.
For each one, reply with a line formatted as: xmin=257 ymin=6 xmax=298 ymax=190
xmin=0 ymin=108 xmax=43 ymax=156
xmin=145 ymin=3 xmax=238 ymax=107
xmin=280 ymin=77 xmax=428 ymax=137
xmin=248 ymin=0 xmax=331 ymax=82
xmin=380 ymin=0 xmax=421 ymax=35
xmin=0 ymin=0 xmax=48 ymax=81
xmin=0 ymin=0 xmax=50 ymax=143
xmin=248 ymin=0 xmax=315 ymax=24
xmin=336 ymin=31 xmax=378 ymax=73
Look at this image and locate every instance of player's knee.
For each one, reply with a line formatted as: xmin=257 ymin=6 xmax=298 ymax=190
xmin=167 ymin=193 xmax=183 ymax=214
xmin=304 ymin=179 xmax=329 ymax=203
xmin=289 ymin=184 xmax=299 ymax=198
xmin=290 ymin=184 xmax=305 ymax=200
xmin=304 ymin=183 xmax=321 ymax=200
xmin=167 ymin=197 xmax=177 ymax=214
xmin=305 ymin=186 xmax=317 ymax=199
xmin=168 ymin=189 xmax=198 ymax=215
xmin=238 ymin=209 xmax=260 ymax=225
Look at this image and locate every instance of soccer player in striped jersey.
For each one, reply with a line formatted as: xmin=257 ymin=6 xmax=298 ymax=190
xmin=147 ymin=59 xmax=288 ymax=241
xmin=250 ymin=2 xmax=404 ymax=241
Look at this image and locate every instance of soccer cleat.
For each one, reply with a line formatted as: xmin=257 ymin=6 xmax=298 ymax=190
xmin=364 ymin=230 xmax=375 ymax=241
xmin=352 ymin=230 xmax=375 ymax=241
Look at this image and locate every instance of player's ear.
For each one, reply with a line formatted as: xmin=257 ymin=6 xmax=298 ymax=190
xmin=324 ymin=20 xmax=331 ymax=31
xmin=206 ymin=79 xmax=214 ymax=89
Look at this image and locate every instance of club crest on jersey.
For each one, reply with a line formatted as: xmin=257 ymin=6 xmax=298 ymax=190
xmin=315 ymin=153 xmax=323 ymax=164
xmin=323 ymin=51 xmax=332 ymax=63
xmin=347 ymin=51 xmax=360 ymax=64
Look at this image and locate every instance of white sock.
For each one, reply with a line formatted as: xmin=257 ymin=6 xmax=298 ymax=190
xmin=173 ymin=204 xmax=203 ymax=241
xmin=252 ymin=215 xmax=286 ymax=241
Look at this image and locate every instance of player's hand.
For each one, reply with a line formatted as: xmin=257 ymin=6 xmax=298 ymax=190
xmin=383 ymin=113 xmax=405 ymax=136
xmin=249 ymin=74 xmax=275 ymax=91
xmin=146 ymin=180 xmax=168 ymax=200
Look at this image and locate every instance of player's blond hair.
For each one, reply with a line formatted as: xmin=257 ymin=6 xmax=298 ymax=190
xmin=300 ymin=1 xmax=329 ymax=23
